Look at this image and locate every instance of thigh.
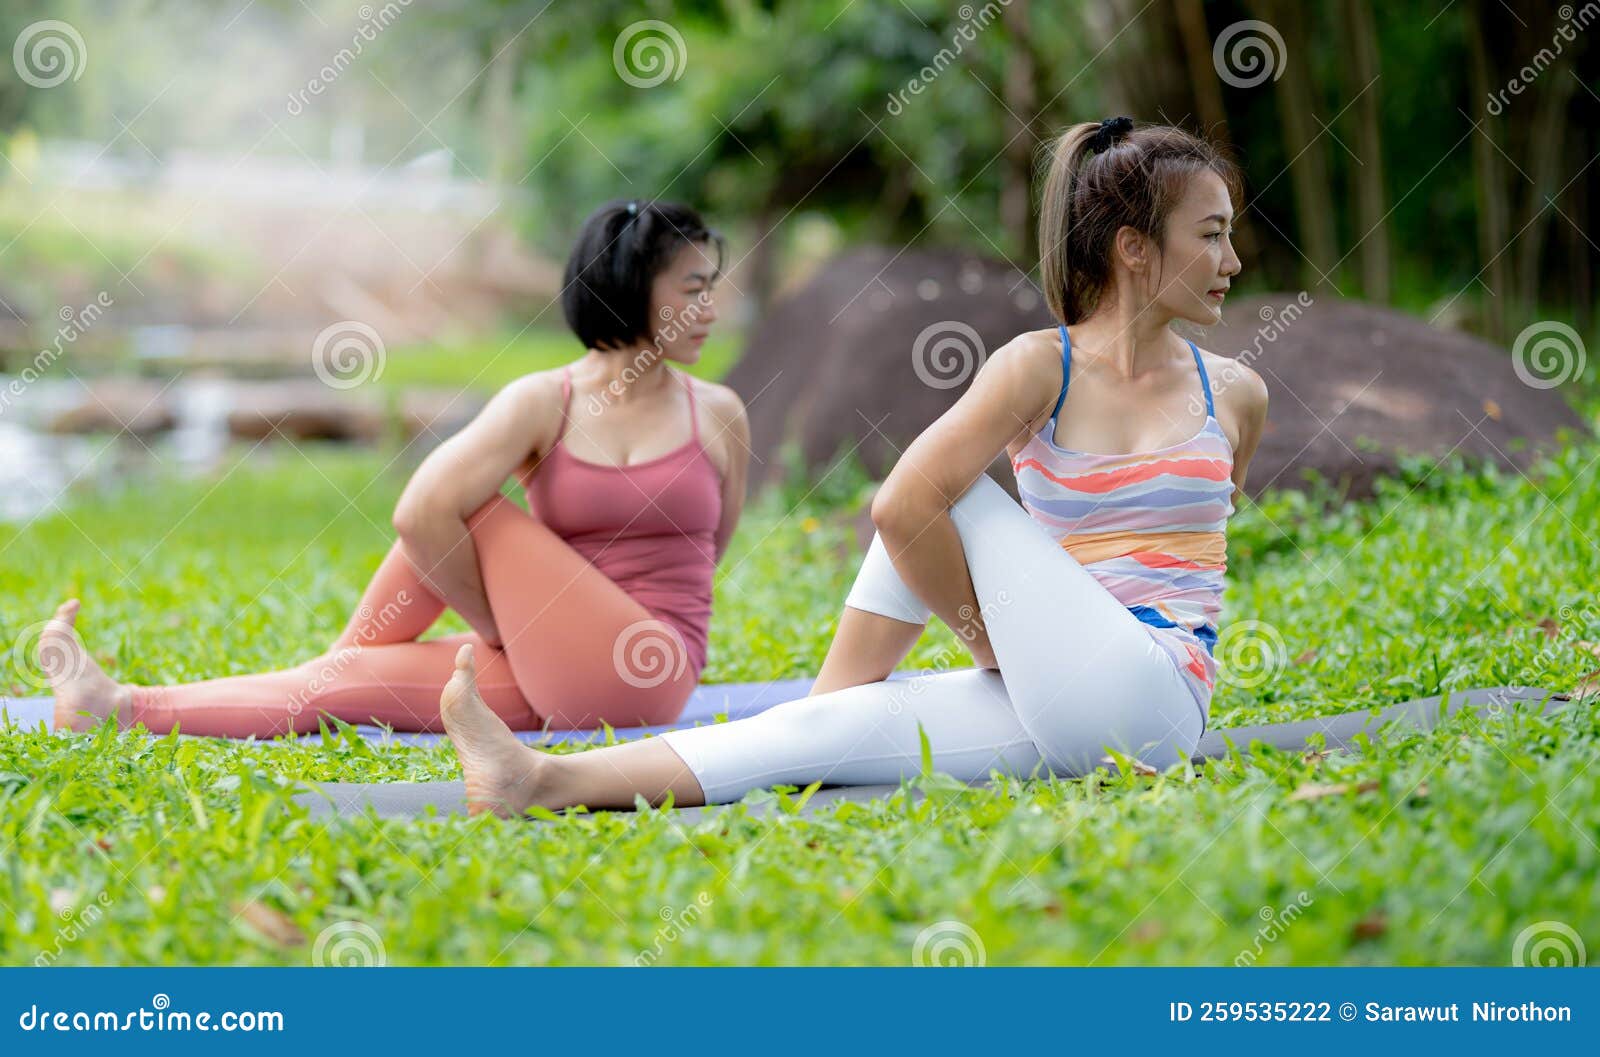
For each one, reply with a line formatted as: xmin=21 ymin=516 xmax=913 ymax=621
xmin=464 ymin=494 xmax=696 ymax=728
xmin=946 ymin=475 xmax=1195 ymax=770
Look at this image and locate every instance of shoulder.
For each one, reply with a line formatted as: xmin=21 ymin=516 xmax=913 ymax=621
xmin=1193 ymin=345 xmax=1268 ymax=443
xmin=685 ymin=374 xmax=748 ymax=429
xmin=970 ymin=327 xmax=1068 ymax=427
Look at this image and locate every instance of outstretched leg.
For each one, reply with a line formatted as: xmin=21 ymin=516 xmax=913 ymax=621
xmin=441 ymin=642 xmax=1044 ymax=816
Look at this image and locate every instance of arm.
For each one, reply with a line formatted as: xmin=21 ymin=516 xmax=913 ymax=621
xmin=391 ymin=374 xmax=556 ymax=647
xmin=1224 ymin=361 xmax=1270 ymax=509
xmin=702 ymin=384 xmax=752 ymax=563
xmin=869 ymin=336 xmax=1058 ymax=666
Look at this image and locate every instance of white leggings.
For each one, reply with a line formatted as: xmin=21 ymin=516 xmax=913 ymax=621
xmin=658 ymin=474 xmax=1205 ymax=804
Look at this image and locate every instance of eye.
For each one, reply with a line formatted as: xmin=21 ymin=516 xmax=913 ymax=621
xmin=1206 ymin=230 xmax=1226 ymax=241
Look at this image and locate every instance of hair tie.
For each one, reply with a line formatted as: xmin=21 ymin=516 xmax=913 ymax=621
xmin=626 ymin=200 xmax=639 ymax=215
xmin=1087 ymin=115 xmax=1133 ymax=155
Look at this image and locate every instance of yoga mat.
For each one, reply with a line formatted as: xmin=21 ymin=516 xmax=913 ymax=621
xmin=295 ymin=683 xmax=1575 ymax=821
xmin=3 ymin=681 xmax=1577 ymax=821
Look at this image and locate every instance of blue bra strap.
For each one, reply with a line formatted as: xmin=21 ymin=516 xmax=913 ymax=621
xmin=1051 ymin=323 xmax=1071 ymax=421
xmin=1188 ymin=341 xmax=1215 ymax=418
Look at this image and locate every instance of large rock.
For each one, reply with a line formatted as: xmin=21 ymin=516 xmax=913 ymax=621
xmin=725 ymin=246 xmax=1054 ymax=490
xmin=726 ymin=247 xmax=1591 ymax=502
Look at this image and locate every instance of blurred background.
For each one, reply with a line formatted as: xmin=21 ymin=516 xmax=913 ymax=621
xmin=1 ymin=0 xmax=1596 ymax=523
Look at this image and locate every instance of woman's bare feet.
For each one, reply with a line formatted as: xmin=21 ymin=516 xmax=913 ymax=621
xmin=439 ymin=643 xmax=555 ymax=818
xmin=41 ymin=599 xmax=132 ymax=732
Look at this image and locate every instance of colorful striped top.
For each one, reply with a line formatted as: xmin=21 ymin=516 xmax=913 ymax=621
xmin=1010 ymin=324 xmax=1235 ymax=729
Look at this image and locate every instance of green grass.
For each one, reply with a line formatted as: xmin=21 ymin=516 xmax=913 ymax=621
xmin=2 ymin=429 xmax=1598 ymax=966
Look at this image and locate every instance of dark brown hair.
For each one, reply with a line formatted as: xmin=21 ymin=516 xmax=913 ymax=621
xmin=1037 ymin=120 xmax=1243 ymax=324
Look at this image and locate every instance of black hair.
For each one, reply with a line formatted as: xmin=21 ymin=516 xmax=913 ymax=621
xmin=560 ymin=198 xmax=726 ymax=351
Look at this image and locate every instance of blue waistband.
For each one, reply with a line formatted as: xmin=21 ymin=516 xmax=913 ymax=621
xmin=1127 ymin=605 xmax=1217 ymax=657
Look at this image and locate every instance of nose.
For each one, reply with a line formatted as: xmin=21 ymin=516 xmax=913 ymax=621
xmin=1221 ymin=239 xmax=1242 ymax=278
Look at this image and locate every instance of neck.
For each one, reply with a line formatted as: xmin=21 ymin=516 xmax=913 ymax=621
xmin=576 ymin=344 xmax=674 ymax=401
xmin=1073 ymin=301 xmax=1185 ymax=380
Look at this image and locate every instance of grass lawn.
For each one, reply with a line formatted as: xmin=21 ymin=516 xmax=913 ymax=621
xmin=2 ymin=429 xmax=1598 ymax=966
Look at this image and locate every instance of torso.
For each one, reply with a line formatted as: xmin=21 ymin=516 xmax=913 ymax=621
xmin=1008 ymin=324 xmax=1236 ymax=732
xmin=519 ymin=365 xmax=723 ymax=675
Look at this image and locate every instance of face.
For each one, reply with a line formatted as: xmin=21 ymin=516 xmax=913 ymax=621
xmin=1143 ymin=169 xmax=1241 ymax=326
xmin=647 ymin=239 xmax=721 ymax=364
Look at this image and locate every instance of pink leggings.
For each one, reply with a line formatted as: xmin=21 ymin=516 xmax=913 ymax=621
xmin=127 ymin=494 xmax=699 ymax=737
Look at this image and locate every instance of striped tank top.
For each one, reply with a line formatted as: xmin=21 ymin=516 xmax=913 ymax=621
xmin=1010 ymin=324 xmax=1235 ymax=728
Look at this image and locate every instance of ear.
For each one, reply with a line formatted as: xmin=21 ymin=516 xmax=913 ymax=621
xmin=1113 ymin=225 xmax=1154 ymax=273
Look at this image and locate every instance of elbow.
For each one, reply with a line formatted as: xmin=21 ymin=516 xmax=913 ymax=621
xmin=870 ymin=479 xmax=938 ymax=542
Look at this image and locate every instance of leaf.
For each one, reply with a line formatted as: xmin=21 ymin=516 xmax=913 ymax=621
xmin=917 ymin=721 xmax=933 ymax=778
xmin=1286 ymin=779 xmax=1381 ymax=803
xmin=234 ymin=900 xmax=306 ymax=948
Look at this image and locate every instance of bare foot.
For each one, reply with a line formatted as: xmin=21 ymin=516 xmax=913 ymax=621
xmin=439 ymin=643 xmax=552 ymax=818
xmin=42 ymin=599 xmax=132 ymax=732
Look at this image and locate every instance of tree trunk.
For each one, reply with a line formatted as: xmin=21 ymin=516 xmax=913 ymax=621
xmin=1464 ymin=1 xmax=1511 ymax=342
xmin=1001 ymin=0 xmax=1038 ymax=266
xmin=1339 ymin=0 xmax=1390 ymax=302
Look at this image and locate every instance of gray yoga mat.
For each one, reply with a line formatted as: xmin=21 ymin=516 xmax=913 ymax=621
xmin=294 ymin=683 xmax=1576 ymax=822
